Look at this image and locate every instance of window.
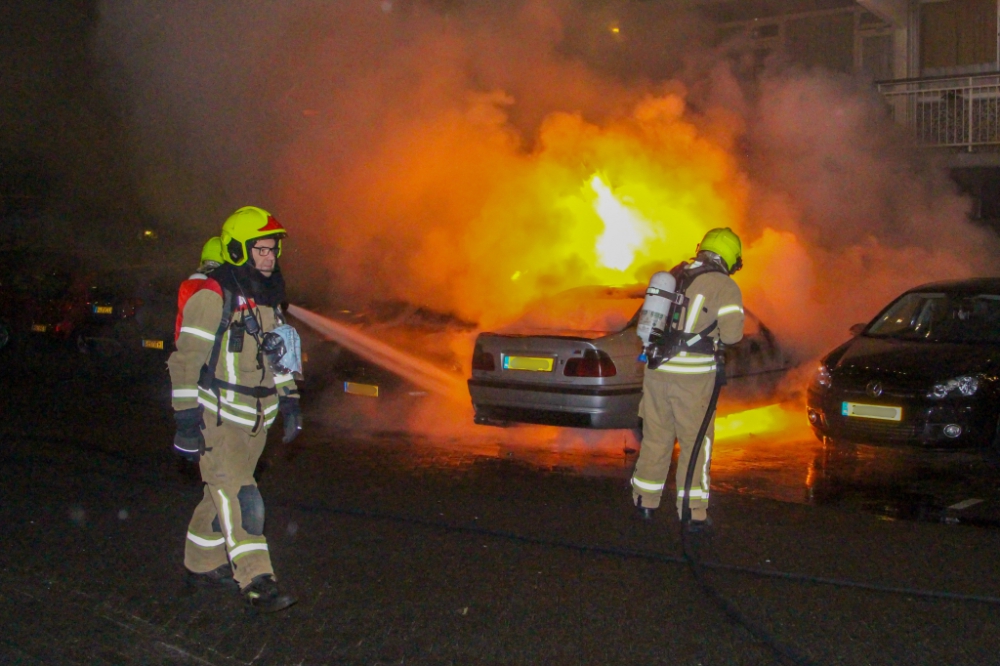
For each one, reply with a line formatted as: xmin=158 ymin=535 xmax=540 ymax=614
xmin=921 ymin=0 xmax=998 ymax=71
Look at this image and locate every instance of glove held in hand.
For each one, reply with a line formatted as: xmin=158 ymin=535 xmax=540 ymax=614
xmin=173 ymin=406 xmax=206 ymax=462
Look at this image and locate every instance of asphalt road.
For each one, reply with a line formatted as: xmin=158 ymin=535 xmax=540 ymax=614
xmin=4 ymin=343 xmax=1000 ymax=665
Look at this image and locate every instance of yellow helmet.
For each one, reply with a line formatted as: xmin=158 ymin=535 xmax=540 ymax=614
xmin=698 ymin=227 xmax=742 ymax=274
xmin=200 ymin=237 xmax=225 ymax=266
xmin=220 ymin=206 xmax=286 ymax=266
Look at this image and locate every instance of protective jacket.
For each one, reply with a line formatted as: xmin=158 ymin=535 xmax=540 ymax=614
xmin=168 ymin=279 xmax=298 ymax=434
xmin=653 ymin=261 xmax=745 ymax=375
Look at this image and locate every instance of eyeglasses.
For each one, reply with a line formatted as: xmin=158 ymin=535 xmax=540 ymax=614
xmin=252 ymin=245 xmax=278 ymax=257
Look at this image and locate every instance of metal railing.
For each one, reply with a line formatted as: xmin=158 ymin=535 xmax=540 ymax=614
xmin=877 ymin=73 xmax=1000 ymax=151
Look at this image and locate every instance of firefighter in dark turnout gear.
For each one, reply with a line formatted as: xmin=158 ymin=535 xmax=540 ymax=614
xmin=168 ymin=206 xmax=302 ymax=612
xmin=631 ymin=228 xmax=745 ymax=528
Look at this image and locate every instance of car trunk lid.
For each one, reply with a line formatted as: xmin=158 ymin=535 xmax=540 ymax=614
xmin=472 ymin=333 xmax=618 ymax=385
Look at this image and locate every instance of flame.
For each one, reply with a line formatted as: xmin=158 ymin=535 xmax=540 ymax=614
xmin=715 ymin=403 xmax=812 ymax=441
xmin=295 ymin=92 xmax=749 ymax=331
xmin=590 ymin=174 xmax=654 ymax=271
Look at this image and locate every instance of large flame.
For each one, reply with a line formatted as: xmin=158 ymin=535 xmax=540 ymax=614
xmin=590 ymin=174 xmax=654 ymax=271
xmin=296 ymin=92 xmax=749 ymax=331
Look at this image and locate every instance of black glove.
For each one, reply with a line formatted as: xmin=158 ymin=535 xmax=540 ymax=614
xmin=278 ymin=397 xmax=303 ymax=444
xmin=173 ymin=406 xmax=206 ymax=462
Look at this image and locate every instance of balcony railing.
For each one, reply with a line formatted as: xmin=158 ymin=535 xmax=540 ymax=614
xmin=877 ymin=73 xmax=1000 ymax=151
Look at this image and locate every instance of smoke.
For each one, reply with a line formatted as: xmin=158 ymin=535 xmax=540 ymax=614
xmin=734 ymin=70 xmax=995 ymax=356
xmin=96 ymin=0 xmax=999 ymax=362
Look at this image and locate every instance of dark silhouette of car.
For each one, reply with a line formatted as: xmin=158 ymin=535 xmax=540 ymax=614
xmin=75 ymin=268 xmax=177 ymax=357
xmin=1 ymin=252 xmax=86 ymax=348
xmin=807 ymin=278 xmax=1000 ymax=448
xmin=297 ymin=301 xmax=473 ymax=400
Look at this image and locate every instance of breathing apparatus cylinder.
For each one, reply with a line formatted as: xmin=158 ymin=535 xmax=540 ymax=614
xmin=636 ymin=271 xmax=679 ymax=345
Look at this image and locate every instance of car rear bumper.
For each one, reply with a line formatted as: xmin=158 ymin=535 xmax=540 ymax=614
xmin=807 ymin=389 xmax=991 ymax=447
xmin=468 ymin=378 xmax=641 ymax=429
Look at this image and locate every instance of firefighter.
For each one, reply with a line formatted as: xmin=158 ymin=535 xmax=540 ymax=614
xmin=168 ymin=206 xmax=303 ymax=612
xmin=630 ymin=227 xmax=745 ymax=531
xmin=174 ymin=237 xmax=225 ymax=342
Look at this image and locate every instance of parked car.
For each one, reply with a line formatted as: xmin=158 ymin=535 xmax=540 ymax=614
xmin=807 ymin=278 xmax=1000 ymax=448
xmin=2 ymin=252 xmax=87 ymax=346
xmin=75 ymin=268 xmax=177 ymax=357
xmin=297 ymin=301 xmax=473 ymax=400
xmin=468 ymin=284 xmax=790 ymax=429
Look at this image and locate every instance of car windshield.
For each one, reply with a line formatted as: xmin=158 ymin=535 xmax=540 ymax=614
xmin=866 ymin=291 xmax=1000 ymax=343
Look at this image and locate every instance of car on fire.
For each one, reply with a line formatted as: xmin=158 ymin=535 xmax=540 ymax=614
xmin=807 ymin=278 xmax=1000 ymax=449
xmin=468 ymin=284 xmax=789 ymax=429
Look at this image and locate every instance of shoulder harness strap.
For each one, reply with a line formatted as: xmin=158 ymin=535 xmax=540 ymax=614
xmin=197 ymin=289 xmax=279 ymax=425
xmin=650 ymin=261 xmax=728 ymax=364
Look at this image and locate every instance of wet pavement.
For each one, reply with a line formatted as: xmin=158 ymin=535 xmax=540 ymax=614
xmin=5 ymin=345 xmax=1000 ymax=665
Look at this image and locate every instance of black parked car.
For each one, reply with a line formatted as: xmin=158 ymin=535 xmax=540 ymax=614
xmin=807 ymin=278 xmax=1000 ymax=448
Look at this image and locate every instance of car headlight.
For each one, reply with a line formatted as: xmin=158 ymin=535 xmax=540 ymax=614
xmin=813 ymin=364 xmax=832 ymax=389
xmin=927 ymin=375 xmax=981 ymax=399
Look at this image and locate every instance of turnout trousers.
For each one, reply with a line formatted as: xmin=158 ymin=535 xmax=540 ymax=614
xmin=631 ymin=369 xmax=716 ymax=521
xmin=183 ymin=415 xmax=273 ymax=588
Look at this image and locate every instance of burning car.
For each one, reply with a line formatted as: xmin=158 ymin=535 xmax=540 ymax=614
xmin=807 ymin=278 xmax=1000 ymax=448
xmin=468 ymin=284 xmax=789 ymax=429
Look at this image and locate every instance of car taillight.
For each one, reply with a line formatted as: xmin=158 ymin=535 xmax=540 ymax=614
xmin=472 ymin=344 xmax=495 ymax=371
xmin=564 ymin=350 xmax=616 ymax=377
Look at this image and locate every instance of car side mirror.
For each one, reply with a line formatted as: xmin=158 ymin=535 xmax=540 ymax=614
xmin=849 ymin=323 xmax=866 ymax=337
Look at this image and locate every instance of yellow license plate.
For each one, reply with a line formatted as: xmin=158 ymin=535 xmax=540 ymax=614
xmin=842 ymin=402 xmax=902 ymax=421
xmin=345 ymin=381 xmax=379 ymax=397
xmin=31 ymin=324 xmax=48 ymax=333
xmin=94 ymin=305 xmax=113 ymax=315
xmin=503 ymin=355 xmax=554 ymax=372
xmin=142 ymin=339 xmax=164 ymax=350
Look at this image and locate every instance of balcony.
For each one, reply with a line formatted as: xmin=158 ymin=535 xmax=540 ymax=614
xmin=877 ymin=73 xmax=1000 ymax=165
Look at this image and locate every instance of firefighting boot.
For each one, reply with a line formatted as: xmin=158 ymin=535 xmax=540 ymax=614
xmin=684 ymin=516 xmax=713 ymax=535
xmin=242 ymin=574 xmax=297 ymax=613
xmin=185 ymin=563 xmax=237 ymax=589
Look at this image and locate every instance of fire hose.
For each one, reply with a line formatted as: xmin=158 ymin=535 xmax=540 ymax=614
xmin=678 ymin=345 xmax=819 ymax=666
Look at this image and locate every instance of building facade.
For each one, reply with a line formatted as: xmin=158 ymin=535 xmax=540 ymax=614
xmin=689 ymin=0 xmax=1000 ymax=219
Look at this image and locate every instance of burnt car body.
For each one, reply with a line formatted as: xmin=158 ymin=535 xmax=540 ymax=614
xmin=807 ymin=278 xmax=1000 ymax=448
xmin=468 ymin=285 xmax=789 ymax=429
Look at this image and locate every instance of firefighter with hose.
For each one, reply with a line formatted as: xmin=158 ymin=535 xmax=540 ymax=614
xmin=168 ymin=206 xmax=304 ymax=612
xmin=630 ymin=228 xmax=745 ymax=531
